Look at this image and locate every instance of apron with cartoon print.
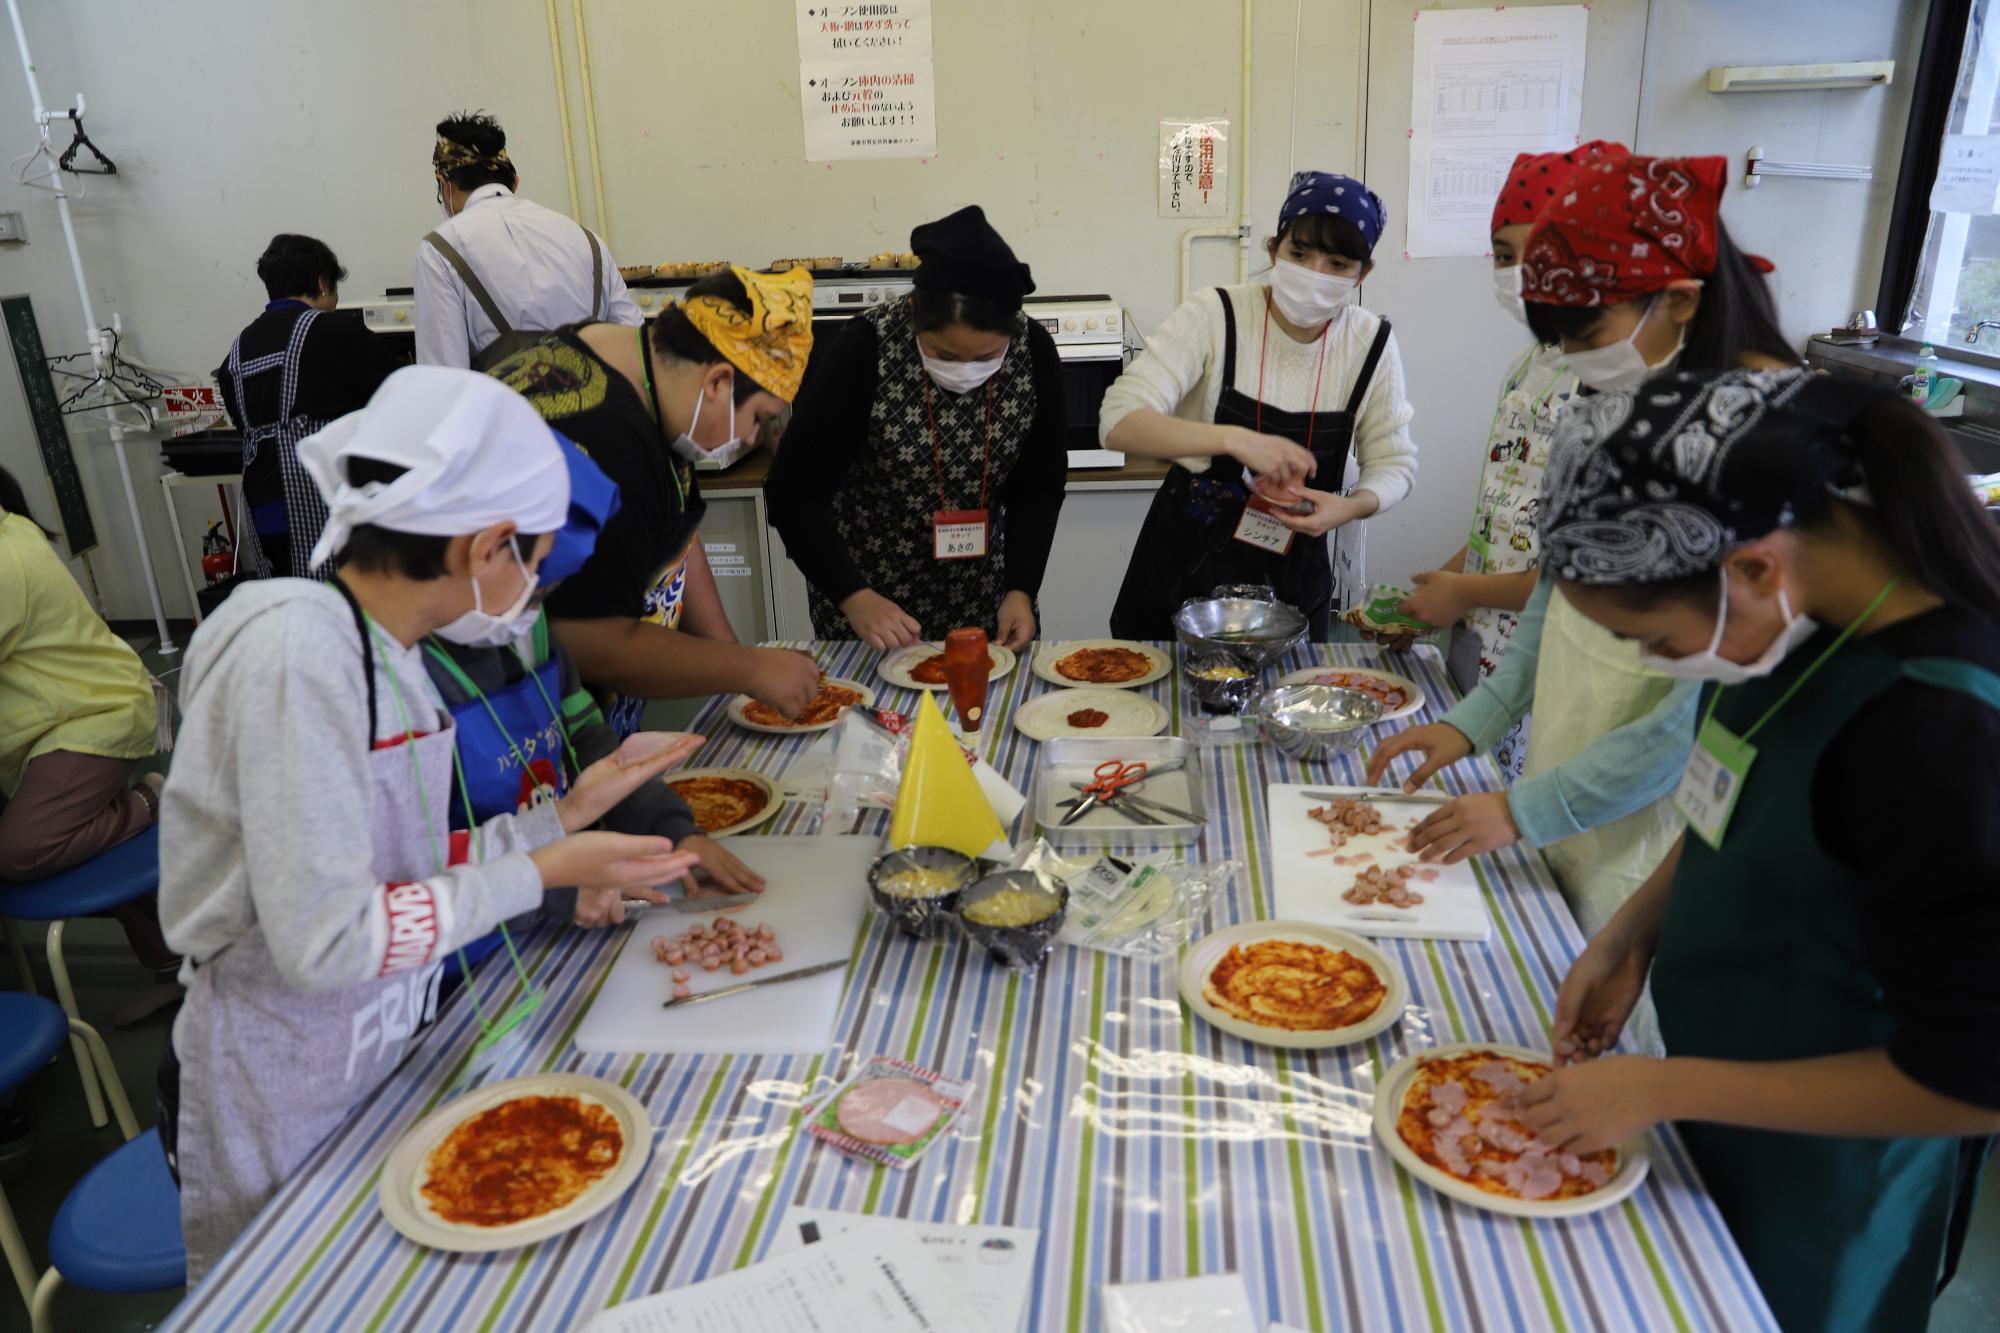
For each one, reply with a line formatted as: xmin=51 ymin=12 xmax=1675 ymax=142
xmin=1460 ymin=344 xmax=1576 ymax=778
xmin=173 ymin=590 xmax=457 ymax=1282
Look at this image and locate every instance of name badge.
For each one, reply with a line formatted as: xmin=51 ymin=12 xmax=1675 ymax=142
xmin=933 ymin=509 xmax=989 ymax=561
xmin=1231 ymin=495 xmax=1295 ymax=556
xmin=1673 ymin=715 xmax=1757 ymax=849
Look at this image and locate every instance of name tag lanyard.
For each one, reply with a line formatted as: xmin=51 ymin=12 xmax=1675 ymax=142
xmin=926 ymin=376 xmax=993 ymax=560
xmin=1678 ymin=576 xmax=1899 ymax=848
xmin=366 ymin=617 xmax=545 ymax=1067
xmin=1233 ymin=308 xmax=1331 ymax=555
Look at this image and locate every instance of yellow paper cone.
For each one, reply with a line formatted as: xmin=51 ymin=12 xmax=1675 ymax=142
xmin=889 ymin=692 xmax=1005 ymax=858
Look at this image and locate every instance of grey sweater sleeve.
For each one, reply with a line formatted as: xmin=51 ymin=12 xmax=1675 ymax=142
xmin=161 ymin=591 xmax=552 ymax=992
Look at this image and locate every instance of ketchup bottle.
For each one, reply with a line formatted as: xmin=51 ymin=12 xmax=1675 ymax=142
xmin=941 ymin=626 xmax=993 ymax=733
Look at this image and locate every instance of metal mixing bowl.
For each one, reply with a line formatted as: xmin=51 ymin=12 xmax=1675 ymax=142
xmin=1173 ymin=592 xmax=1308 ymax=668
xmin=1250 ymin=683 xmax=1383 ymax=761
xmin=1183 ymin=650 xmax=1260 ymax=715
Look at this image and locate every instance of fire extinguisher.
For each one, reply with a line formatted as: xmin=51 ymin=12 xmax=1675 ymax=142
xmin=200 ymin=521 xmax=235 ymax=585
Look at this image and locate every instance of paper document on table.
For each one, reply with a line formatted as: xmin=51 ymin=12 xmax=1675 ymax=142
xmin=581 ymin=1225 xmax=981 ymax=1333
xmin=1405 ymin=5 xmax=1588 ymax=258
xmin=767 ymin=1208 xmax=1041 ymax=1333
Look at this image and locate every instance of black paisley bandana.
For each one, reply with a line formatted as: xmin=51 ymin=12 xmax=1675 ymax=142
xmin=1539 ymin=367 xmax=1888 ymax=585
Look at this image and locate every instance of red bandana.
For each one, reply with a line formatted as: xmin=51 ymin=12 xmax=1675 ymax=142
xmin=1490 ymin=139 xmax=1626 ymax=233
xmin=1521 ymin=153 xmax=1733 ymax=307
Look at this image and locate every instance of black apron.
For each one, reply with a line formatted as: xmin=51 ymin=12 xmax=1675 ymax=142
xmin=1109 ymin=294 xmax=1392 ymax=641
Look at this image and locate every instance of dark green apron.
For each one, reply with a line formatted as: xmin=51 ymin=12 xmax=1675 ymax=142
xmin=1653 ymin=636 xmax=2000 ymax=1332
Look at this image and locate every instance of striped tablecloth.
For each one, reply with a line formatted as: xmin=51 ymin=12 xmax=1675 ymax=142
xmin=164 ymin=642 xmax=1775 ymax=1333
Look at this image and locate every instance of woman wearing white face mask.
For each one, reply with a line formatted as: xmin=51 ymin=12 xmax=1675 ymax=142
xmin=1103 ymin=171 xmax=1417 ymax=639
xmin=767 ymin=206 xmax=1069 ymax=651
xmin=485 ymin=267 xmax=827 ymax=732
xmin=1508 ymin=368 xmax=2000 ymax=1333
xmin=1375 ymin=142 xmax=1619 ymax=778
xmin=1372 ymin=152 xmax=1802 ymax=951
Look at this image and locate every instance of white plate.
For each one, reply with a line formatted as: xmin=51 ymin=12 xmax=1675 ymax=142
xmin=377 ymin=1073 xmax=653 ymax=1253
xmin=1033 ymin=640 xmax=1173 ymax=690
xmin=876 ymin=642 xmax=1019 ymax=691
xmin=1177 ymin=920 xmax=1407 ymax=1050
xmin=727 ymin=677 xmax=875 ymax=735
xmin=1275 ymin=665 xmax=1425 ymax=722
xmin=1014 ymin=688 xmax=1170 ymax=742
xmin=660 ymin=767 xmax=781 ymax=838
xmin=1372 ymin=1041 xmax=1652 ymax=1219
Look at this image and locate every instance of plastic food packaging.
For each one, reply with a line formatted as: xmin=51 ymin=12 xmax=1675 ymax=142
xmin=1341 ymin=582 xmax=1439 ymax=639
xmin=957 ymin=866 xmax=1069 ymax=971
xmin=805 ymin=1054 xmax=971 ymax=1170
xmin=1011 ymin=842 xmax=1239 ymax=961
xmin=1100 ymin=1273 xmax=1259 ymax=1333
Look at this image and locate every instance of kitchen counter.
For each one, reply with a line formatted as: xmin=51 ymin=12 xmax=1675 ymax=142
xmin=701 ymin=447 xmax=1172 ymax=491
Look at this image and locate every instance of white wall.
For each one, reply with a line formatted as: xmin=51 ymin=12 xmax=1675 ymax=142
xmin=0 ymin=0 xmax=1926 ymax=624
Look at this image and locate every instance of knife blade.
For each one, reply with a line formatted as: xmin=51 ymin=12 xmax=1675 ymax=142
xmin=1300 ymin=788 xmax=1454 ymax=805
xmin=661 ymin=958 xmax=847 ymax=1009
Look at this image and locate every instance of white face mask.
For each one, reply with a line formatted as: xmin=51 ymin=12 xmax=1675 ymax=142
xmin=921 ymin=345 xmax=1007 ymax=394
xmin=437 ymin=543 xmax=540 ymax=647
xmin=1563 ymin=295 xmax=1685 ymax=393
xmin=670 ymin=379 xmax=741 ymax=463
xmin=1269 ymin=259 xmax=1359 ymax=327
xmin=1492 ymin=264 xmax=1528 ymax=327
xmin=1637 ymin=568 xmax=1817 ymax=684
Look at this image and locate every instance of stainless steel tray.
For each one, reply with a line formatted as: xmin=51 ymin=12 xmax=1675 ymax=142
xmin=1033 ymin=736 xmax=1208 ymax=849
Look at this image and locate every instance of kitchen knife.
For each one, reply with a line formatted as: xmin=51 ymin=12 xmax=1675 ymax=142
xmin=662 ymin=958 xmax=847 ymax=1009
xmin=1300 ymin=788 xmax=1454 ymax=805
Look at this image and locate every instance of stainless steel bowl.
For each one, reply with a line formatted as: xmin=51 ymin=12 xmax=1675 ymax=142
xmin=1173 ymin=593 xmax=1308 ymax=667
xmin=1250 ymin=683 xmax=1383 ymax=761
xmin=1183 ymin=650 xmax=1259 ymax=715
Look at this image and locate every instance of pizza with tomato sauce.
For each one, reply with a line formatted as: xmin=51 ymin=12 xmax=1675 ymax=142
xmin=1202 ymin=938 xmax=1387 ymax=1032
xmin=665 ymin=776 xmax=770 ymax=832
xmin=740 ymin=680 xmax=865 ymax=729
xmin=417 ymin=1093 xmax=625 ymax=1229
xmin=1054 ymin=646 xmax=1154 ymax=684
xmin=1396 ymin=1050 xmax=1616 ymax=1200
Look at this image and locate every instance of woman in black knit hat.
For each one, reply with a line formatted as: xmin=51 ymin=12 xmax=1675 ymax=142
xmin=767 ymin=206 xmax=1068 ymax=650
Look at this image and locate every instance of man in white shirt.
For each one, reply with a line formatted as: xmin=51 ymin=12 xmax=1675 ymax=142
xmin=414 ymin=110 xmax=641 ymax=369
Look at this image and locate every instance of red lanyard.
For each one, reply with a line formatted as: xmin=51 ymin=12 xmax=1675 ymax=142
xmin=925 ymin=378 xmax=993 ymax=512
xmin=1255 ymin=297 xmax=1333 ymax=456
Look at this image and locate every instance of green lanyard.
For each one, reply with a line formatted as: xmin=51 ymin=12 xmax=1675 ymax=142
xmin=637 ymin=323 xmax=689 ymax=510
xmin=1699 ymin=576 xmax=1902 ymax=743
xmin=363 ymin=618 xmax=544 ymax=1052
xmin=419 ymin=631 xmax=582 ymax=800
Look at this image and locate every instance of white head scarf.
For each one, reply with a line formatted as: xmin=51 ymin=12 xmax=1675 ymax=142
xmin=299 ymin=366 xmax=568 ymax=572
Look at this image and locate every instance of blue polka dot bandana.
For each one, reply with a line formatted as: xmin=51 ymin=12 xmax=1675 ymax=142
xmin=1278 ymin=171 xmax=1387 ymax=253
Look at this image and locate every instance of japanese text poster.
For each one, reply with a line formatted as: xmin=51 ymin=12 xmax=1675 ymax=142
xmin=1159 ymin=119 xmax=1231 ymax=219
xmin=797 ymin=0 xmax=937 ymax=161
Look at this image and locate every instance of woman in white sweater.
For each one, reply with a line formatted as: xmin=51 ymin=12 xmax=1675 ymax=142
xmin=1106 ymin=171 xmax=1417 ymax=638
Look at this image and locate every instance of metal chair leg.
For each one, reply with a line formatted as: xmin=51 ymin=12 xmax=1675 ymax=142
xmin=0 ymin=1181 xmax=36 ymax=1310
xmin=67 ymin=1019 xmax=137 ymax=1142
xmin=28 ymin=1265 xmax=60 ymax=1333
xmin=44 ymin=921 xmax=106 ymax=1130
xmin=2 ymin=917 xmax=32 ymax=994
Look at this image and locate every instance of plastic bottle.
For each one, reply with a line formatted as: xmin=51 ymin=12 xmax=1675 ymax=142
xmin=1911 ymin=344 xmax=1939 ymax=406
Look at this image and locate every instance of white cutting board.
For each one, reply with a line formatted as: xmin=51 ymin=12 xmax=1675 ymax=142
xmin=1266 ymin=784 xmax=1492 ymax=942
xmin=573 ymin=834 xmax=879 ymax=1056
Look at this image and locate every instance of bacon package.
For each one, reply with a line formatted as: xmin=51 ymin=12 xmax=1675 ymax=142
xmin=806 ymin=1056 xmax=972 ymax=1170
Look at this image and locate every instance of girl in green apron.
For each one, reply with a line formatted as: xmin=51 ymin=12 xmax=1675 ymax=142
xmin=1513 ymin=367 xmax=2000 ymax=1332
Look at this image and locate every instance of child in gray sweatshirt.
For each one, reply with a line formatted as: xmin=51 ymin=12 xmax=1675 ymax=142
xmin=159 ymin=368 xmax=702 ymax=1282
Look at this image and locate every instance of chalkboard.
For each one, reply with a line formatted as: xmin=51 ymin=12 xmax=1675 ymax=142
xmin=2 ymin=294 xmax=96 ymax=555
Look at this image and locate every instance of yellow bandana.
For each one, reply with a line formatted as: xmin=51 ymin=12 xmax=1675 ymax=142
xmin=681 ymin=265 xmax=815 ymax=402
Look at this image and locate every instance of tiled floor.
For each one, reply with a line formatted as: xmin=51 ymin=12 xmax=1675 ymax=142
xmin=1 ymin=634 xmax=1993 ymax=1333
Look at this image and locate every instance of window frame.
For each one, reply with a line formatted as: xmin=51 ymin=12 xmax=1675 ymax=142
xmin=1879 ymin=0 xmax=1979 ymax=340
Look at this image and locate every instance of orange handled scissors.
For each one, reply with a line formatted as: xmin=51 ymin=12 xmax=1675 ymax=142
xmin=1060 ymin=760 xmax=1150 ymax=825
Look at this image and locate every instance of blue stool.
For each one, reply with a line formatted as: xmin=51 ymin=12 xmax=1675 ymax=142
xmin=0 ymin=826 xmax=160 ymax=1129
xmin=28 ymin=1129 xmax=183 ymax=1333
xmin=0 ymin=992 xmax=136 ymax=1311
